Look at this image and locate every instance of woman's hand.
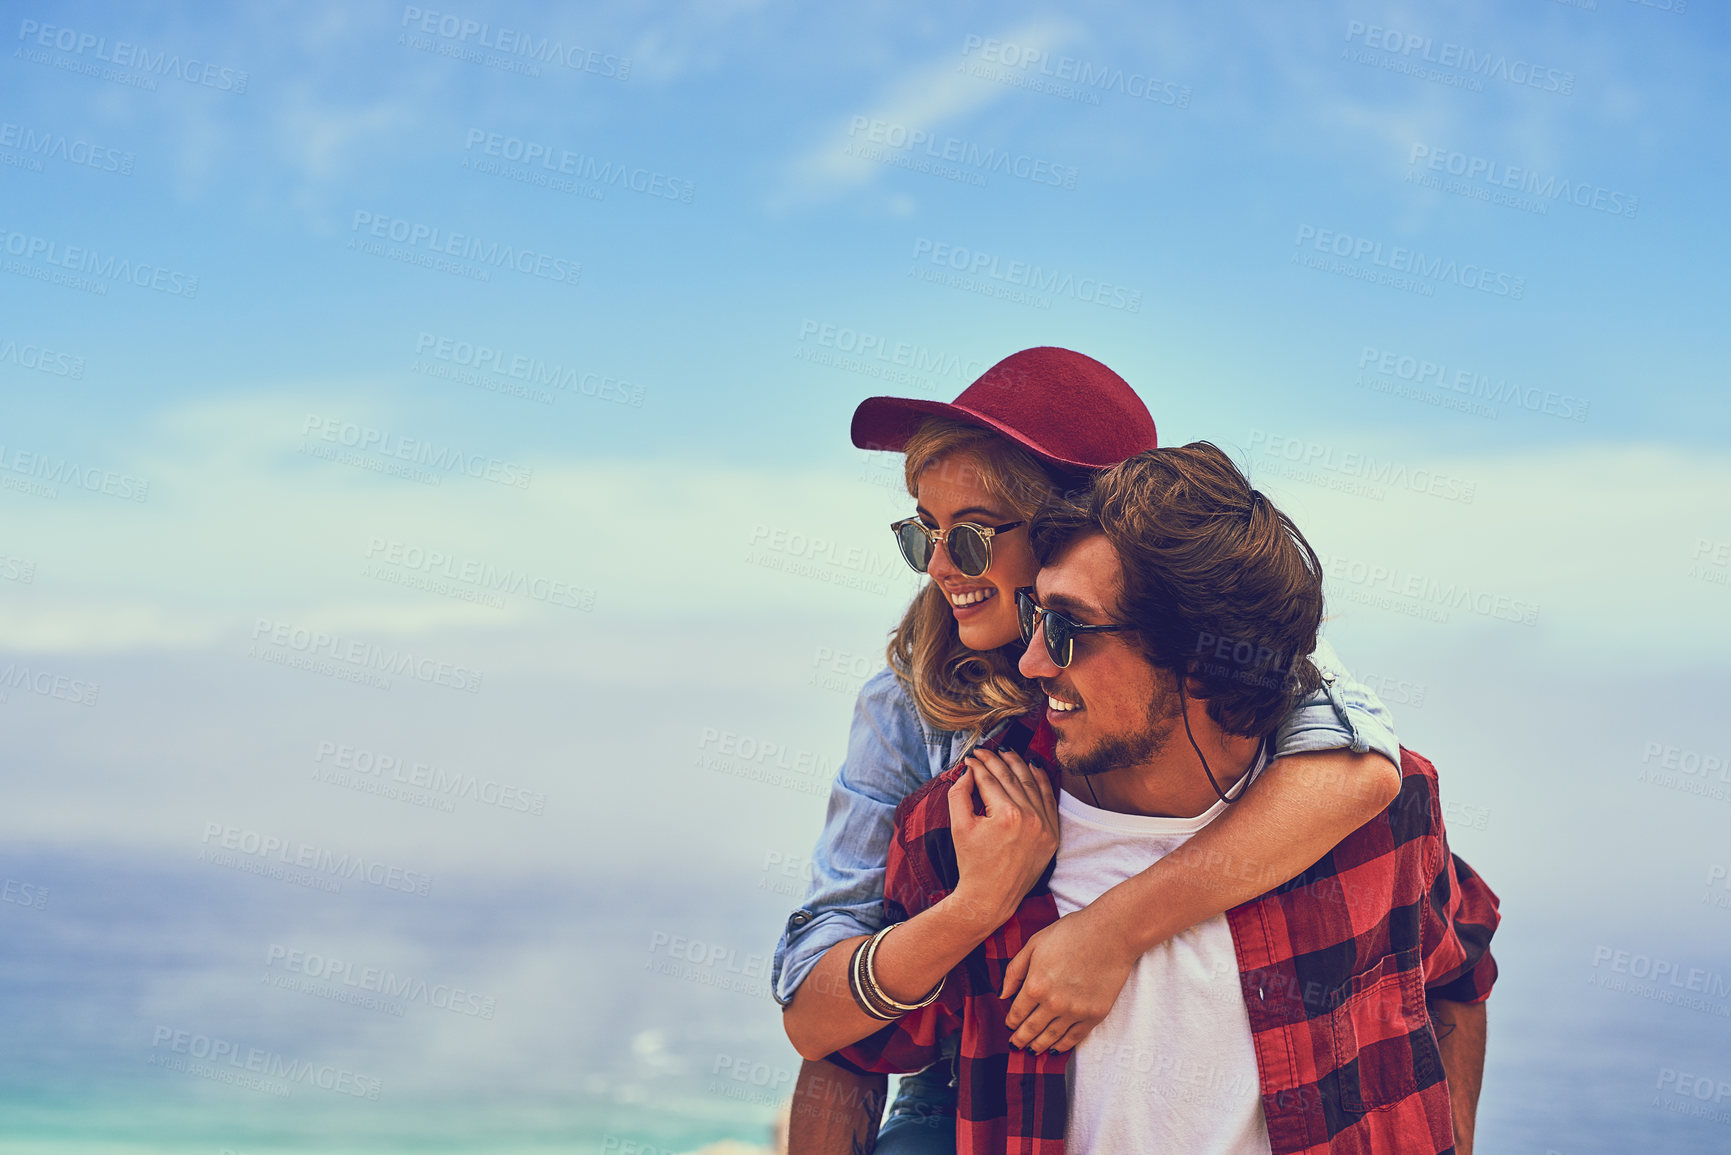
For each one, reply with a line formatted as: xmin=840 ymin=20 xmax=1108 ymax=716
xmin=785 ymin=748 xmax=1057 ymax=1061
xmin=946 ymin=748 xmax=1059 ymax=927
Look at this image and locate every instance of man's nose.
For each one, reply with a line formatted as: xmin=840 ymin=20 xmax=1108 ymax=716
xmin=1018 ymin=620 xmax=1058 ymax=679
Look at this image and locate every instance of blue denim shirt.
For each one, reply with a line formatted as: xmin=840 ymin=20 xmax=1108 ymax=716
xmin=770 ymin=638 xmax=1399 ymax=1006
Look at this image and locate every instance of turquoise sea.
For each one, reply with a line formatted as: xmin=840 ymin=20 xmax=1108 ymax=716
xmin=0 ymin=1091 xmax=782 ymax=1154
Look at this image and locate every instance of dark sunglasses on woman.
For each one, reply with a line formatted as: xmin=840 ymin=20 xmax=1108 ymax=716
xmin=889 ymin=517 xmax=1023 ymax=578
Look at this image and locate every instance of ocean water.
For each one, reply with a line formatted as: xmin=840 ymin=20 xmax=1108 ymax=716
xmin=4 ymin=666 xmax=1728 ymax=1153
xmin=0 ymin=1091 xmax=781 ymax=1155
xmin=4 ymin=852 xmax=1728 ymax=1154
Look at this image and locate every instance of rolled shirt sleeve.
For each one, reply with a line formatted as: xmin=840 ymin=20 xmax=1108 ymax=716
xmin=1273 ymin=636 xmax=1403 ymax=768
xmin=1421 ymin=844 xmax=1502 ymax=1005
xmin=1418 ymin=762 xmax=1501 ymax=1004
xmin=771 ymin=667 xmax=958 ymax=1006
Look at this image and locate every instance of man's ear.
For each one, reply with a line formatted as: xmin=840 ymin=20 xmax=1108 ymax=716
xmin=1175 ymin=659 xmax=1211 ymax=704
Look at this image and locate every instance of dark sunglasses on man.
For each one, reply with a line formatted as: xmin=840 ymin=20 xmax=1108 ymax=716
xmin=889 ymin=517 xmax=1024 ymax=579
xmin=1015 ymin=586 xmax=1135 ymax=668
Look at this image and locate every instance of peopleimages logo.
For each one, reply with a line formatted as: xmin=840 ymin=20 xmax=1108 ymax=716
xmin=399 ymin=6 xmax=630 ymax=80
xmin=1356 ymin=346 xmax=1589 ymax=422
xmin=959 ymin=35 xmax=1192 ymax=108
xmin=199 ymin=822 xmax=435 ymax=896
xmin=711 ymin=1054 xmax=797 ymax=1106
xmin=1247 ymin=429 xmax=1478 ymax=504
xmin=910 ymin=237 xmax=1142 ymax=312
xmin=0 ymin=443 xmax=149 ymax=502
xmin=696 ymin=726 xmax=838 ymax=798
xmin=1315 ymin=550 xmax=1540 ymax=627
xmin=1293 ymin=225 xmax=1526 ymax=299
xmin=149 ymin=1026 xmax=380 ymax=1099
xmin=1342 ymin=21 xmax=1574 ymax=95
xmin=743 ymin=522 xmax=907 ymax=597
xmin=0 ymin=120 xmax=133 ymax=174
xmin=0 ymin=336 xmax=85 ymax=378
xmin=645 ymin=930 xmax=770 ymax=998
xmin=413 ymin=332 xmax=643 ymax=407
xmin=349 ymin=211 xmax=580 ymax=286
xmin=462 ymin=130 xmax=692 ymax=203
xmin=301 ymin=414 xmax=534 ymax=489
xmin=844 ymin=117 xmax=1078 ymax=189
xmin=264 ymin=944 xmax=497 ymax=1019
xmin=248 ymin=617 xmax=485 ymax=694
xmin=364 ymin=536 xmax=595 ymax=612
xmin=797 ymin=320 xmax=985 ymax=384
xmin=0 ymin=226 xmax=199 ymax=297
xmin=16 ymin=19 xmax=249 ymax=92
xmin=314 ymin=738 xmax=549 ymax=815
xmin=0 ymin=551 xmax=37 ymax=584
xmin=1407 ymin=145 xmax=1637 ymax=219
xmin=0 ymin=660 xmax=100 ymax=706
xmin=1 ymin=876 xmax=48 ymax=910
xmin=1591 ymin=946 xmax=1731 ymax=998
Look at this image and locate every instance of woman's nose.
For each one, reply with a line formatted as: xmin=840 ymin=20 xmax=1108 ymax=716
xmin=925 ymin=535 xmax=961 ymax=580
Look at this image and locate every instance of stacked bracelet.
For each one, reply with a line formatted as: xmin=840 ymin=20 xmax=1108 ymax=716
xmin=847 ymin=924 xmax=945 ymax=1021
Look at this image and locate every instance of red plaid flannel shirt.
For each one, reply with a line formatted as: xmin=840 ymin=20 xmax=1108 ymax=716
xmin=832 ymin=716 xmax=1501 ymax=1155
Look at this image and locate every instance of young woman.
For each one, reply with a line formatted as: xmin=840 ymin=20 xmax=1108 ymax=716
xmin=774 ymin=348 xmax=1404 ymax=1153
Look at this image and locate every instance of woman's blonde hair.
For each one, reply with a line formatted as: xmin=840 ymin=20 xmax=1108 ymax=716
xmin=886 ymin=418 xmax=1065 ymax=736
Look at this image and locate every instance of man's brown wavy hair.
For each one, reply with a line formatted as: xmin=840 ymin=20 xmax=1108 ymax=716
xmin=1030 ymin=442 xmax=1325 ymax=738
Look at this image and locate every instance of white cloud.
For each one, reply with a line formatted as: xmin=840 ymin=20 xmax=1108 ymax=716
xmin=0 ymin=389 xmax=918 ymax=656
xmin=1241 ymin=440 xmax=1731 ymax=662
xmin=780 ymin=18 xmax=1082 ymax=203
xmin=3 ymin=390 xmax=1726 ymax=667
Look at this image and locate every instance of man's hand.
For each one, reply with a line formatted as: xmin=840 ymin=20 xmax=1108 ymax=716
xmin=1001 ymin=904 xmax=1138 ymax=1052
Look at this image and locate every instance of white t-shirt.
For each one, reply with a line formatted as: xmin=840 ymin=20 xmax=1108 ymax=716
xmin=1049 ymin=759 xmax=1273 ymax=1155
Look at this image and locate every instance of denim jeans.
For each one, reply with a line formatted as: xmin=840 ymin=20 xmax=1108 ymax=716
xmin=874 ymin=1056 xmax=957 ymax=1155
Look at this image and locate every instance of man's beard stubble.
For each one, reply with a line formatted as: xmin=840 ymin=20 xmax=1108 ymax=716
xmin=1049 ymin=676 xmax=1185 ymax=782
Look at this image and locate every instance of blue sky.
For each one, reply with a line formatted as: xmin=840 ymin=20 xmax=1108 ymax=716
xmin=3 ymin=1 xmax=1730 ymax=1151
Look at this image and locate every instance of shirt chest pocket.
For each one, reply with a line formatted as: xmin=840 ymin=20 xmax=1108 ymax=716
xmin=1329 ymin=951 xmax=1443 ymax=1113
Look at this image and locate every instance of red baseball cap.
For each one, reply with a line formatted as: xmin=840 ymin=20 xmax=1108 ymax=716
xmin=850 ymin=346 xmax=1157 ymax=471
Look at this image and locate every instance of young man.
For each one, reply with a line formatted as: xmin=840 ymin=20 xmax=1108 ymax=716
xmin=831 ymin=444 xmax=1500 ymax=1154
